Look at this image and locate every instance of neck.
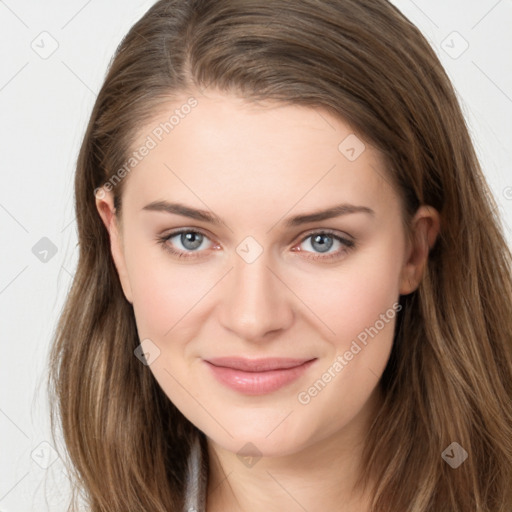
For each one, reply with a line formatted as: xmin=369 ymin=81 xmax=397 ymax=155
xmin=205 ymin=386 xmax=382 ymax=512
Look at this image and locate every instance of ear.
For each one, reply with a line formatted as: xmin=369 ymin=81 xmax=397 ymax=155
xmin=95 ymin=189 xmax=133 ymax=303
xmin=399 ymin=205 xmax=441 ymax=295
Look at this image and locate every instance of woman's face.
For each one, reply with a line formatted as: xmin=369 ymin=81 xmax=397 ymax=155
xmin=99 ymin=90 xmax=435 ymax=458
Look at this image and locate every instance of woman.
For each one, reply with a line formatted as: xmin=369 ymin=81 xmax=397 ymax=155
xmin=48 ymin=0 xmax=512 ymax=511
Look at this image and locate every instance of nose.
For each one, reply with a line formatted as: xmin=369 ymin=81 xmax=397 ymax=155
xmin=218 ymin=251 xmax=294 ymax=342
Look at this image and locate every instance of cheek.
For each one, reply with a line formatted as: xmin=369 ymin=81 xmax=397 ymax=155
xmin=288 ymin=233 xmax=404 ymax=346
xmin=124 ymin=241 xmax=217 ymax=339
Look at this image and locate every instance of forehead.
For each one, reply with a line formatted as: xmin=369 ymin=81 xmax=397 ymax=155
xmin=121 ymin=91 xmax=398 ymax=221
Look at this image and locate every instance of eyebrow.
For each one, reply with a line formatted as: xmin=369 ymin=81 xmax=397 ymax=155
xmin=142 ymin=200 xmax=375 ymax=227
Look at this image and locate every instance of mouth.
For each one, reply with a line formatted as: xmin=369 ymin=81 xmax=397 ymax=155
xmin=203 ymin=357 xmax=317 ymax=395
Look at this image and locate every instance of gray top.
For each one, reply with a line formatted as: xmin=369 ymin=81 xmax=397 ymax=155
xmin=183 ymin=432 xmax=208 ymax=512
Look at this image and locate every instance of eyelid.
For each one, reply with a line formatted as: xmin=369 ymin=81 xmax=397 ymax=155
xmin=295 ymin=227 xmax=354 ymax=244
xmin=161 ymin=226 xmax=212 ymax=240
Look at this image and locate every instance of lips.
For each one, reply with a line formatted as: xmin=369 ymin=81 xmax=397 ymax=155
xmin=205 ymin=357 xmax=314 ymax=372
xmin=204 ymin=357 xmax=317 ymax=395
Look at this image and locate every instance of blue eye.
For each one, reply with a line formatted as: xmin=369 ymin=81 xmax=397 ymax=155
xmin=173 ymin=231 xmax=206 ymax=251
xmin=157 ymin=229 xmax=355 ymax=261
xmin=305 ymin=233 xmax=336 ymax=253
xmin=295 ymin=231 xmax=355 ymax=261
xmin=159 ymin=229 xmax=212 ymax=258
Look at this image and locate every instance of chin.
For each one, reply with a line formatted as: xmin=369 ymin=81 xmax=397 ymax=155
xmin=203 ymin=415 xmax=320 ymax=459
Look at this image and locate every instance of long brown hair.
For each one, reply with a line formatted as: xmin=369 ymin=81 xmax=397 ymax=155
xmin=48 ymin=0 xmax=512 ymax=510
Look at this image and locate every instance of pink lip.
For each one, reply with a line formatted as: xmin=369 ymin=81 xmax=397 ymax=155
xmin=204 ymin=357 xmax=317 ymax=395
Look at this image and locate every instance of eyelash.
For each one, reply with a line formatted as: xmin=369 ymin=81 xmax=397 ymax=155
xmin=156 ymin=228 xmax=356 ymax=262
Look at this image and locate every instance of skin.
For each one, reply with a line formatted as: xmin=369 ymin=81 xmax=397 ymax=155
xmin=96 ymin=90 xmax=440 ymax=512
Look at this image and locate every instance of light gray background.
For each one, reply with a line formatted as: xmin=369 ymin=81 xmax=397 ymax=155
xmin=1 ymin=1 xmax=511 ymax=510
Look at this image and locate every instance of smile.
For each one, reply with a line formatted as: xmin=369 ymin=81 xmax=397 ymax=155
xmin=203 ymin=357 xmax=317 ymax=395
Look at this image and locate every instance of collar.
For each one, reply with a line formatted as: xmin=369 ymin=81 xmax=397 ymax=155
xmin=183 ymin=431 xmax=208 ymax=512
